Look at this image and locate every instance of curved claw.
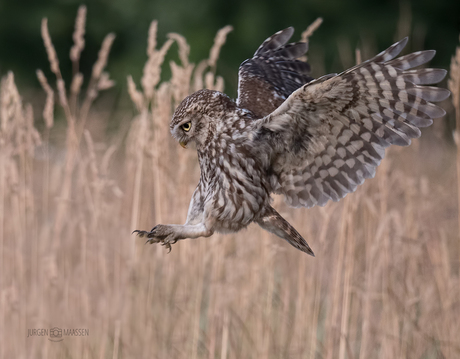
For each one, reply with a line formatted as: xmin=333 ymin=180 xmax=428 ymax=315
xmin=133 ymin=230 xmax=149 ymax=238
xmin=164 ymin=242 xmax=172 ymax=253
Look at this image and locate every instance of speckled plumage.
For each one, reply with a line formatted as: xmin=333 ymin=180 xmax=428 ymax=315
xmin=134 ymin=28 xmax=449 ymax=255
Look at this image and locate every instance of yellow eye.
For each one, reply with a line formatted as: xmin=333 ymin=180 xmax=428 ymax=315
xmin=181 ymin=122 xmax=191 ymax=132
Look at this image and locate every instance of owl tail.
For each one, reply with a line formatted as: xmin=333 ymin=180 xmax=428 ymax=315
xmin=257 ymin=206 xmax=314 ymax=256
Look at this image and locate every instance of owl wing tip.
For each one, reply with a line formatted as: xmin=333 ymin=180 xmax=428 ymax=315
xmin=260 ymin=37 xmax=449 ymax=211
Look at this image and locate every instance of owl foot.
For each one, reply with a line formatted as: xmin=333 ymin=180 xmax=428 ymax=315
xmin=133 ymin=225 xmax=178 ymax=253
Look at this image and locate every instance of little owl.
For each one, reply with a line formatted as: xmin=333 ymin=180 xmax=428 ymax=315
xmin=134 ymin=27 xmax=449 ymax=255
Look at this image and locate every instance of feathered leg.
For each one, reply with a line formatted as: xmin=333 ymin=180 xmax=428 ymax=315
xmin=256 ymin=206 xmax=315 ymax=256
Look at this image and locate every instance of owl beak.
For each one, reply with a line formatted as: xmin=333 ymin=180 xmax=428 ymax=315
xmin=179 ymin=141 xmax=187 ymax=148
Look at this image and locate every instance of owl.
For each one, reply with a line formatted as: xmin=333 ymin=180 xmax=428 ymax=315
xmin=134 ymin=27 xmax=449 ymax=255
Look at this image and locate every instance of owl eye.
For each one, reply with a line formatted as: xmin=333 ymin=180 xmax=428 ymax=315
xmin=181 ymin=122 xmax=191 ymax=132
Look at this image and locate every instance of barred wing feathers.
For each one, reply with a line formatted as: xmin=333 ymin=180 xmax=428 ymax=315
xmin=257 ymin=38 xmax=449 ymax=208
xmin=237 ymin=27 xmax=314 ymax=119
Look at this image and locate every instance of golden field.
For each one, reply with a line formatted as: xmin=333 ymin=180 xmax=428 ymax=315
xmin=1 ymin=7 xmax=460 ymax=358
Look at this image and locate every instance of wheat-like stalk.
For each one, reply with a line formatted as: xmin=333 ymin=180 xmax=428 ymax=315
xmin=78 ymin=32 xmax=116 ymax=126
xmin=193 ymin=26 xmax=233 ymax=93
xmin=41 ymin=18 xmax=60 ymax=77
xmin=70 ymin=5 xmax=86 ymax=67
xmin=301 ymin=17 xmax=323 ymax=43
xmin=35 ymin=9 xmax=116 ymax=256
xmin=36 ymin=70 xmax=54 ymax=129
xmin=300 ymin=17 xmax=323 ymax=62
xmin=209 ymin=25 xmax=233 ymax=69
xmin=141 ymin=21 xmax=174 ymax=101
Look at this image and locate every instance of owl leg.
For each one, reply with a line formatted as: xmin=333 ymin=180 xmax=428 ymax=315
xmin=256 ymin=206 xmax=315 ymax=256
xmin=133 ymin=183 xmax=213 ymax=252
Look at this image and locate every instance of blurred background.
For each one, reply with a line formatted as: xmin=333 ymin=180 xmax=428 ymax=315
xmin=1 ymin=0 xmax=460 ymax=358
xmin=1 ymin=0 xmax=459 ymax=96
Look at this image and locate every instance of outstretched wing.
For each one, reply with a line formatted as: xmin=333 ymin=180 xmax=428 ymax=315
xmin=255 ymin=37 xmax=449 ymax=208
xmin=237 ymin=27 xmax=314 ymax=119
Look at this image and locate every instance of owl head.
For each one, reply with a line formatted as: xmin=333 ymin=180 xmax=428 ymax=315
xmin=170 ymin=89 xmax=236 ymax=149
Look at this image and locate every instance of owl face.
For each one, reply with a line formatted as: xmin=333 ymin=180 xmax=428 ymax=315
xmin=170 ymin=104 xmax=209 ymax=149
xmin=170 ymin=113 xmax=197 ymax=148
xmin=170 ymin=90 xmax=210 ymax=149
xmin=170 ymin=89 xmax=235 ymax=149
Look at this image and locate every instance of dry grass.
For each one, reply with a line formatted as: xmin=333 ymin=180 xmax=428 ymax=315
xmin=0 ymin=8 xmax=459 ymax=359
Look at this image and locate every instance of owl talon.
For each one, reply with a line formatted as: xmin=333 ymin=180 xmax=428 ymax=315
xmin=144 ymin=236 xmax=162 ymax=245
xmin=134 ymin=229 xmax=157 ymax=240
xmin=135 ymin=226 xmax=178 ymax=253
xmin=162 ymin=242 xmax=172 ymax=253
xmin=161 ymin=236 xmax=177 ymax=253
xmin=144 ymin=234 xmax=158 ymax=244
xmin=133 ymin=229 xmax=149 ymax=238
